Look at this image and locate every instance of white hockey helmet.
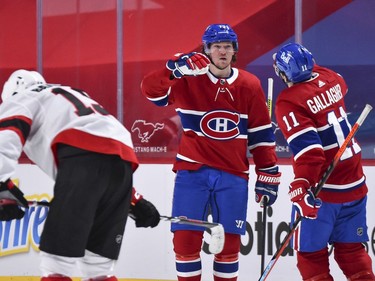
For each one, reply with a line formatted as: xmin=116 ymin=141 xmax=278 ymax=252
xmin=1 ymin=69 xmax=46 ymax=101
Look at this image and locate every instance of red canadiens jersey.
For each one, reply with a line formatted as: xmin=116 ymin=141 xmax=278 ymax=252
xmin=141 ymin=67 xmax=277 ymax=179
xmin=0 ymin=84 xmax=138 ymax=181
xmin=275 ymin=65 xmax=367 ymax=203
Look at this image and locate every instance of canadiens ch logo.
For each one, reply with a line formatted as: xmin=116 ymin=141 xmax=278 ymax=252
xmin=200 ymin=110 xmax=240 ymax=140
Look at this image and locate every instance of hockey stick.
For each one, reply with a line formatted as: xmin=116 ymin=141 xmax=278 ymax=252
xmin=260 ymin=78 xmax=274 ymax=274
xmin=267 ymin=78 xmax=273 ymax=118
xmin=0 ymin=199 xmax=225 ymax=254
xmin=160 ymin=215 xmax=225 ymax=254
xmin=261 ymin=198 xmax=267 ymax=275
xmin=0 ymin=199 xmax=50 ymax=207
xmin=28 ymin=200 xmax=50 ymax=207
xmin=258 ymin=103 xmax=373 ymax=281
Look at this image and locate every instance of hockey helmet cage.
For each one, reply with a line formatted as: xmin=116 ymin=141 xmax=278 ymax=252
xmin=202 ymin=24 xmax=238 ymax=53
xmin=1 ymin=69 xmax=46 ymax=101
xmin=274 ymin=43 xmax=314 ymax=83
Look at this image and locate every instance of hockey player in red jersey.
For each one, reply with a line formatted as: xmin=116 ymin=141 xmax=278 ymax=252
xmin=141 ymin=24 xmax=280 ymax=281
xmin=0 ymin=70 xmax=160 ymax=281
xmin=274 ymin=43 xmax=375 ymax=280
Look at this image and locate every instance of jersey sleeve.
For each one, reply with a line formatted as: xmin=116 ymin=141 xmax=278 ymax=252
xmin=0 ymin=101 xmax=34 ymax=181
xmin=275 ymin=96 xmax=325 ymax=186
xmin=140 ymin=68 xmax=179 ymax=106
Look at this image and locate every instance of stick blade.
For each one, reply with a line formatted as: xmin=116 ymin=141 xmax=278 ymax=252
xmin=208 ymin=224 xmax=225 ymax=254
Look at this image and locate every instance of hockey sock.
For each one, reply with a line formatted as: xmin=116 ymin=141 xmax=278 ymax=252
xmin=334 ymin=242 xmax=375 ymax=280
xmin=213 ymin=233 xmax=240 ymax=281
xmin=213 ymin=254 xmax=238 ymax=281
xmin=175 ymin=254 xmax=202 ymax=281
xmin=297 ymin=247 xmax=333 ymax=280
xmin=173 ymin=230 xmax=204 ymax=281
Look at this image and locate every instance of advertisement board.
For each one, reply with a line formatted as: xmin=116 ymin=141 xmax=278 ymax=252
xmin=0 ymin=164 xmax=374 ymax=280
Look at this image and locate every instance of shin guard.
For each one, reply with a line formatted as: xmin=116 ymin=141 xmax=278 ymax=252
xmin=297 ymin=248 xmax=333 ymax=280
xmin=334 ymin=243 xmax=375 ymax=280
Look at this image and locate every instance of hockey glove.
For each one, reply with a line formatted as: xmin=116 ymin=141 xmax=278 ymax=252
xmin=166 ymin=52 xmax=210 ymax=79
xmin=289 ymin=178 xmax=322 ymax=219
xmin=255 ymin=166 xmax=281 ymax=206
xmin=129 ymin=188 xmax=160 ymax=228
xmin=0 ymin=179 xmax=29 ymax=221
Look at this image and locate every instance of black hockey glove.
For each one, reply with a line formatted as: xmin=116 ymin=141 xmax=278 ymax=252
xmin=130 ymin=198 xmax=160 ymax=228
xmin=129 ymin=188 xmax=160 ymax=228
xmin=0 ymin=204 xmax=26 ymax=221
xmin=0 ymin=179 xmax=29 ymax=221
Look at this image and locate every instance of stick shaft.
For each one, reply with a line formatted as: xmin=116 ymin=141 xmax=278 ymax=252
xmin=267 ymin=78 xmax=273 ymax=118
xmin=160 ymin=215 xmax=220 ymax=228
xmin=314 ymin=104 xmax=372 ymax=196
xmin=261 ymin=199 xmax=267 ymax=274
xmin=24 ymin=204 xmax=221 ymax=230
xmin=260 ymin=78 xmax=274 ymax=273
xmin=261 ymin=78 xmax=274 ymax=273
xmin=28 ymin=200 xmax=50 ymax=207
xmin=27 ymin=200 xmax=221 ymax=228
xmin=258 ymin=104 xmax=372 ymax=281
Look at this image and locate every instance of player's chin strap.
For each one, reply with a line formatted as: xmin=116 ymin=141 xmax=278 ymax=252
xmin=0 ymin=199 xmax=225 ymax=255
xmin=258 ymin=104 xmax=373 ymax=281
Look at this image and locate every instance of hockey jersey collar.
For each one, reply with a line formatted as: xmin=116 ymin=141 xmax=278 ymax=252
xmin=207 ymin=68 xmax=239 ymax=85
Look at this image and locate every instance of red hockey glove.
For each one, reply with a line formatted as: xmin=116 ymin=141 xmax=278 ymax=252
xmin=255 ymin=166 xmax=281 ymax=206
xmin=289 ymin=178 xmax=322 ymax=219
xmin=129 ymin=188 xmax=160 ymax=228
xmin=0 ymin=179 xmax=29 ymax=221
xmin=166 ymin=52 xmax=210 ymax=78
